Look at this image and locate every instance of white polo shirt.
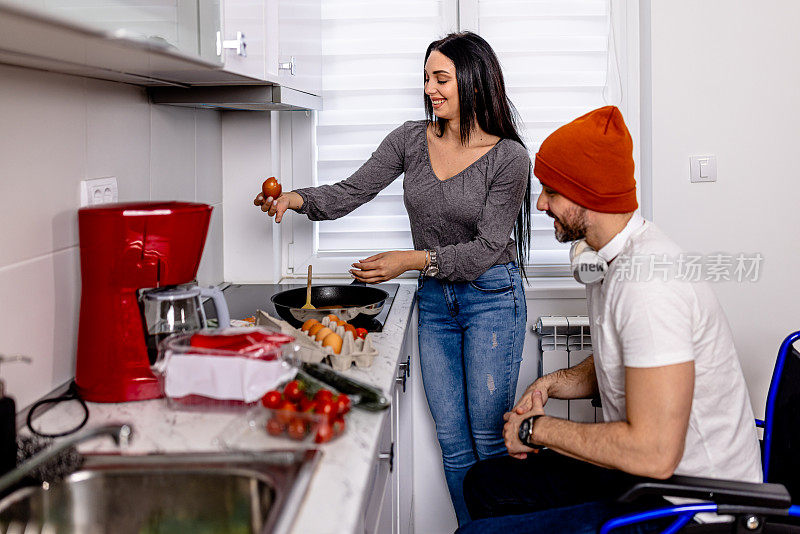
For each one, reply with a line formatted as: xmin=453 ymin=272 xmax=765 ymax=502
xmin=586 ymin=213 xmax=762 ymax=484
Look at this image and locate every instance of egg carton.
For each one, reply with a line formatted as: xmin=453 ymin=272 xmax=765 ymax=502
xmin=255 ymin=310 xmax=378 ymax=371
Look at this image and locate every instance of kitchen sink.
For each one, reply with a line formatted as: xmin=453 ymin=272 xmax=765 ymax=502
xmin=0 ymin=449 xmax=319 ymax=534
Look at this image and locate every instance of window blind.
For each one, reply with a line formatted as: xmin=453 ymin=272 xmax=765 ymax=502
xmin=307 ymin=0 xmax=617 ymax=275
xmin=476 ymin=0 xmax=612 ymax=272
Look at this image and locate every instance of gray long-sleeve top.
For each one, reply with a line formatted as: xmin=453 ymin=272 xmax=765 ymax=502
xmin=296 ymin=120 xmax=530 ymax=282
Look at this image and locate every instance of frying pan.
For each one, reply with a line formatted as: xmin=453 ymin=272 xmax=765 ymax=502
xmin=270 ymin=282 xmax=389 ymax=327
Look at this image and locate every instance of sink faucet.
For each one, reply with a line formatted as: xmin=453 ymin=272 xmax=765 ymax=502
xmin=0 ymin=423 xmax=133 ymax=495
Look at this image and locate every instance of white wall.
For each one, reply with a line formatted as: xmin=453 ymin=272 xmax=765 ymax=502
xmin=0 ymin=64 xmax=225 ymax=409
xmin=645 ymin=1 xmax=800 ymax=416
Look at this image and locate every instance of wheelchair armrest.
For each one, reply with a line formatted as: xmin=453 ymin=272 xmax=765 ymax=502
xmin=618 ymin=475 xmax=791 ymax=508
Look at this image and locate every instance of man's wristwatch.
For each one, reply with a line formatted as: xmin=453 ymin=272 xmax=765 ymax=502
xmin=518 ymin=414 xmax=544 ymax=451
xmin=421 ymin=249 xmax=439 ymax=277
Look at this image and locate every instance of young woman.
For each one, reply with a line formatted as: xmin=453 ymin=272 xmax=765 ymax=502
xmin=255 ymin=32 xmax=531 ymax=525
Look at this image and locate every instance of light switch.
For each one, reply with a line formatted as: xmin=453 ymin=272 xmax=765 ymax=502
xmin=689 ymin=155 xmax=717 ymax=183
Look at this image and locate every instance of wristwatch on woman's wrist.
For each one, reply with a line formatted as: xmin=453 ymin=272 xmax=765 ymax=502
xmin=421 ymin=249 xmax=439 ymax=277
xmin=518 ymin=414 xmax=544 ymax=451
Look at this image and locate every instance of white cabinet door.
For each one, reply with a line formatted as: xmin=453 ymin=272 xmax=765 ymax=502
xmin=221 ymin=0 xmax=320 ymax=94
xmin=362 ymin=411 xmax=393 ymax=533
xmin=394 ymin=308 xmax=416 ymax=534
xmin=278 ymin=0 xmax=322 ymax=95
xmin=220 ymin=0 xmax=269 ymax=80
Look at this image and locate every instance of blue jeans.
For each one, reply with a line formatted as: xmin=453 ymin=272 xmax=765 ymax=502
xmin=417 ymin=262 xmax=526 ymax=526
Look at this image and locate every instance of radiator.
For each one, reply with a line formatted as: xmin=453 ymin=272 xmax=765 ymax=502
xmin=533 ymin=316 xmax=600 ymax=423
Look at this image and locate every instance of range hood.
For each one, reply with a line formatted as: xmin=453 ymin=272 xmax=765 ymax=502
xmin=148 ymin=85 xmax=322 ymax=111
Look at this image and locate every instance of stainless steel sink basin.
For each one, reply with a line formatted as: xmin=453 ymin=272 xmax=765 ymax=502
xmin=0 ymin=449 xmax=319 ymax=534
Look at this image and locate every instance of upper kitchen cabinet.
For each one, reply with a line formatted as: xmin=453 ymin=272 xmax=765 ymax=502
xmin=0 ymin=0 xmax=321 ymax=96
xmin=221 ymin=0 xmax=321 ymax=95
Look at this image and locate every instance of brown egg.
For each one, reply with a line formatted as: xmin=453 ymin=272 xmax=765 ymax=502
xmin=307 ymin=323 xmax=324 ymax=337
xmin=322 ymin=332 xmax=343 ymax=354
xmin=343 ymin=323 xmax=356 ymax=337
xmin=302 ymin=319 xmax=320 ymax=332
xmin=314 ymin=327 xmax=334 ymax=342
xmin=325 ymin=314 xmax=340 ymax=324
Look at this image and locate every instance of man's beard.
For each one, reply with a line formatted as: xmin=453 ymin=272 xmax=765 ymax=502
xmin=548 ymin=206 xmax=588 ymax=243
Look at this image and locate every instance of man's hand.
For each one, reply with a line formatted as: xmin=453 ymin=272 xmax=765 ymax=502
xmin=503 ymin=390 xmax=546 ymax=460
xmin=512 ymin=377 xmax=550 ymax=415
xmin=350 ymin=251 xmax=426 ymax=283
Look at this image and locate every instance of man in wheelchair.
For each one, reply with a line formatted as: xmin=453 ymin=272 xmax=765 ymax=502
xmin=457 ymin=107 xmax=787 ymax=533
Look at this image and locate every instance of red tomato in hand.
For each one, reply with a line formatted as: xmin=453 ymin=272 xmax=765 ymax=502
xmin=266 ymin=417 xmax=284 ymax=436
xmin=283 ymin=380 xmax=304 ymax=403
xmin=288 ymin=418 xmax=307 ymax=440
xmin=335 ymin=394 xmax=351 ymax=415
xmin=262 ymin=177 xmax=282 ymax=199
xmin=355 ymin=328 xmax=368 ymax=340
xmin=313 ymin=389 xmax=334 ymax=404
xmin=314 ymin=421 xmax=334 ymax=443
xmin=261 ymin=390 xmax=282 ymax=409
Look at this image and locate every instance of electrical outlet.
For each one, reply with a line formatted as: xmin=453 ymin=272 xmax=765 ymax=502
xmin=80 ymin=177 xmax=118 ymax=207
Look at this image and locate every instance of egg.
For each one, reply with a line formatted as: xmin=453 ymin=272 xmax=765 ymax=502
xmin=314 ymin=327 xmax=334 ymax=342
xmin=302 ymin=319 xmax=320 ymax=332
xmin=325 ymin=314 xmax=340 ymax=324
xmin=343 ymin=323 xmax=356 ymax=337
xmin=307 ymin=323 xmax=324 ymax=337
xmin=322 ymin=332 xmax=343 ymax=354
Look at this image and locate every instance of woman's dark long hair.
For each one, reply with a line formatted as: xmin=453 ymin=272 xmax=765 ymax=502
xmin=424 ymin=31 xmax=532 ymax=278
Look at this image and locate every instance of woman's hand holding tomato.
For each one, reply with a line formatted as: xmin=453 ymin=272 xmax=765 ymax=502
xmin=350 ymin=250 xmax=428 ymax=283
xmin=253 ymin=177 xmax=304 ymax=224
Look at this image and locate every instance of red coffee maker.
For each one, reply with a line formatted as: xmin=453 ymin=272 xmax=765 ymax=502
xmin=75 ymin=202 xmax=213 ymax=402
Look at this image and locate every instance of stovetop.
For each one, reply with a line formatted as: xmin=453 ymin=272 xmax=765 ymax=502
xmin=209 ymin=283 xmax=400 ymax=332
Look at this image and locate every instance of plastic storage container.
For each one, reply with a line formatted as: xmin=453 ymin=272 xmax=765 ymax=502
xmin=153 ymin=327 xmax=298 ymax=411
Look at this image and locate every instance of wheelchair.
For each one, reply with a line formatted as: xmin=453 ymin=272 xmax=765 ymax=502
xmin=601 ymin=331 xmax=800 ymax=533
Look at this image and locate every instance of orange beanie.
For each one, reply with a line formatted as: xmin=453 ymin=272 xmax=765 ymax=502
xmin=534 ymin=106 xmax=637 ymax=213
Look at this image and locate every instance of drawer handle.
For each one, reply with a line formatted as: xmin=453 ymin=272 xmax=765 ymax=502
xmin=395 ymin=372 xmax=407 ymax=393
xmin=378 ymin=442 xmax=394 ymax=472
xmin=217 ymin=31 xmax=247 ymax=57
xmin=279 ymin=56 xmax=296 ymax=75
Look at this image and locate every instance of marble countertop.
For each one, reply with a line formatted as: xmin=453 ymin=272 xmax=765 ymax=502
xmin=30 ymin=283 xmax=417 ymax=534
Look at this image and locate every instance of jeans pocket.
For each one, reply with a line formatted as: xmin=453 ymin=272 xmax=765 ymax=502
xmin=468 ymin=264 xmax=513 ymax=293
xmin=417 ymin=275 xmax=425 ymax=291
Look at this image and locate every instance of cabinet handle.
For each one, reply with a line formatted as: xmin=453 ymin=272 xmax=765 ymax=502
xmin=395 ymin=371 xmax=407 ymax=393
xmin=217 ymin=31 xmax=247 ymax=57
xmin=378 ymin=442 xmax=394 ymax=472
xmin=279 ymin=56 xmax=296 ymax=76
xmin=404 ymin=355 xmax=410 ymax=377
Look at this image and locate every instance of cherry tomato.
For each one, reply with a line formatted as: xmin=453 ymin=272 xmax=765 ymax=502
xmin=314 ymin=399 xmax=337 ymax=420
xmin=262 ymin=177 xmax=282 ymax=199
xmin=314 ymin=421 xmax=334 ymax=443
xmin=266 ymin=417 xmax=284 ymax=436
xmin=261 ymin=390 xmax=282 ymax=410
xmin=355 ymin=328 xmax=368 ymax=340
xmin=288 ymin=418 xmax=307 ymax=440
xmin=313 ymin=389 xmax=334 ymax=404
xmin=332 ymin=416 xmax=346 ymax=437
xmin=335 ymin=394 xmax=351 ymax=415
xmin=299 ymin=397 xmax=317 ymax=413
xmin=283 ymin=380 xmax=304 ymax=403
xmin=275 ymin=399 xmax=297 ymax=425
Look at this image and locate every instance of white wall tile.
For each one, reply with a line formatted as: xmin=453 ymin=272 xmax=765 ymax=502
xmin=0 ymin=65 xmax=86 ymax=268
xmin=150 ymin=105 xmax=196 ymax=201
xmin=0 ymin=67 xmax=227 ymax=410
xmin=195 ymin=110 xmax=223 ymax=205
xmin=0 ymin=248 xmax=80 ymax=409
xmin=85 ymin=78 xmax=151 ymax=202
